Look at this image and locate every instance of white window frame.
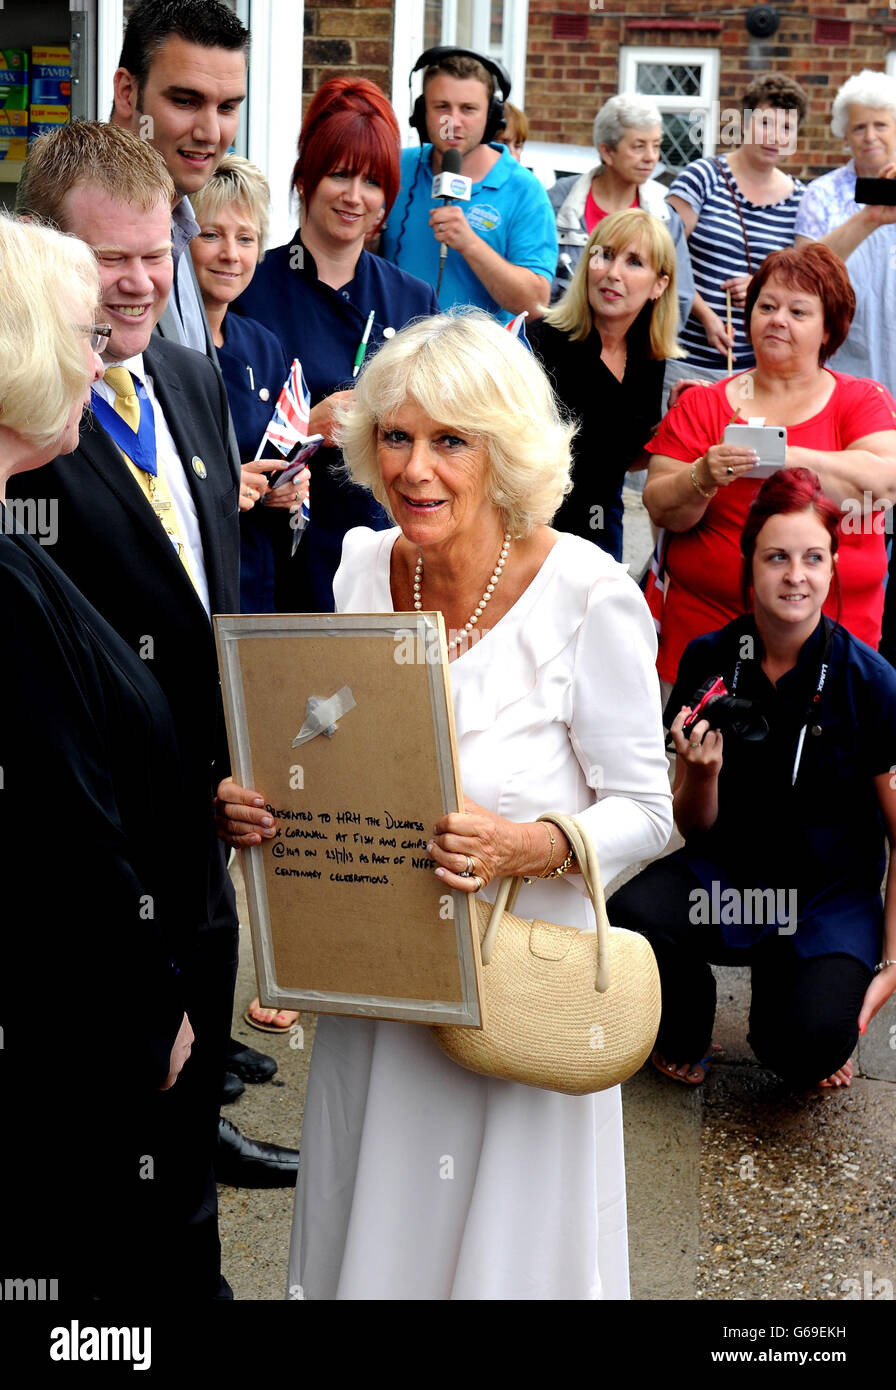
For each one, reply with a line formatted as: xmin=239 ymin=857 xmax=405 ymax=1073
xmin=619 ymin=46 xmax=720 ymax=163
xmin=244 ymin=0 xmax=303 ymax=247
xmin=887 ymin=51 xmax=896 ymax=79
xmin=392 ymin=0 xmax=528 ymax=149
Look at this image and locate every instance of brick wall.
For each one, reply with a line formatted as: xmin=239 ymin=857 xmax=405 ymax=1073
xmin=303 ymin=0 xmax=394 ymax=113
xmin=525 ymin=0 xmax=896 ymax=179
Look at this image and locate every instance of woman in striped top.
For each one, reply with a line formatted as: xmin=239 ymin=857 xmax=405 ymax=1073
xmin=666 ymin=73 xmax=808 ymax=388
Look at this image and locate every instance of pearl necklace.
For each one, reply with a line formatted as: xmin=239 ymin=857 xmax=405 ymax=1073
xmin=414 ymin=531 xmax=512 ymax=653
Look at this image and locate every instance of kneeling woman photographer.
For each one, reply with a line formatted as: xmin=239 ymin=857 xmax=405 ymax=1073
xmin=612 ymin=469 xmax=896 ymax=1088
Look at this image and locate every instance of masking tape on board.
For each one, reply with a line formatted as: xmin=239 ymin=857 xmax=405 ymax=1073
xmin=291 ymin=686 xmax=356 ymax=746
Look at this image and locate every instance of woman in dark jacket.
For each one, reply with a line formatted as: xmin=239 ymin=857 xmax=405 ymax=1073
xmin=0 ymin=215 xmax=194 ymax=1295
xmin=530 ymin=207 xmax=683 ymax=561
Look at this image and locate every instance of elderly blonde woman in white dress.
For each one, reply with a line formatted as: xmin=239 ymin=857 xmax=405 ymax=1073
xmin=216 ymin=311 xmax=672 ymax=1300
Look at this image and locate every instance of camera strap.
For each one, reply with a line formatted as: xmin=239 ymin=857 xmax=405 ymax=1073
xmin=730 ymin=618 xmax=834 ymax=786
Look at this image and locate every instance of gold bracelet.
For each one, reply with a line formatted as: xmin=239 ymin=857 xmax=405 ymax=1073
xmin=536 ymin=826 xmax=557 ymax=879
xmin=689 ymin=458 xmax=717 ymax=499
xmin=546 ymin=847 xmax=576 ymax=879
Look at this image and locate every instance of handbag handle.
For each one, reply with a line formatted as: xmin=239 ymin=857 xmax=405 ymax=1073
xmin=478 ymin=813 xmax=611 ymax=993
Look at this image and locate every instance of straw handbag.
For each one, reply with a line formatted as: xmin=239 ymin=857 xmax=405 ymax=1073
xmin=432 ymin=814 xmax=660 ymax=1095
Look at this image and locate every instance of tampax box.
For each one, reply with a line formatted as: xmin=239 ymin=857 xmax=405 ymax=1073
xmin=30 ymin=45 xmax=71 ymax=106
xmin=30 ymin=46 xmax=70 ymax=143
xmin=29 ymin=105 xmax=70 ymax=142
xmin=0 ymin=50 xmax=29 ymax=163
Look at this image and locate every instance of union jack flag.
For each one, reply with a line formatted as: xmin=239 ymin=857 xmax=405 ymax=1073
xmin=257 ymin=358 xmax=311 ymax=457
xmin=505 ymin=310 xmax=532 ymax=354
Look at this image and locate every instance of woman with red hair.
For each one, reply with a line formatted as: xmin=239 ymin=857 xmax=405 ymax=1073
xmin=234 ymin=78 xmax=438 ymax=1033
xmin=612 ymin=469 xmax=896 ymax=1089
xmin=644 ymin=242 xmax=896 ymax=687
xmin=234 ymin=78 xmax=438 ymax=611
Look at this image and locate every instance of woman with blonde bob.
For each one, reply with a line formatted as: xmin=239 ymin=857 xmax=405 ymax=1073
xmin=215 ymin=311 xmax=673 ymax=1300
xmin=1 ymin=215 xmax=194 ymax=1295
xmin=530 ymin=207 xmax=684 ymax=560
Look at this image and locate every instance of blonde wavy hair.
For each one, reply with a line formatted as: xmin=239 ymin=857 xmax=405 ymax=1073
xmin=545 ymin=208 xmax=684 ymax=358
xmin=0 ymin=214 xmax=100 ymax=447
xmin=339 ymin=311 xmax=574 ymax=537
xmin=190 ymin=153 xmax=271 ymax=257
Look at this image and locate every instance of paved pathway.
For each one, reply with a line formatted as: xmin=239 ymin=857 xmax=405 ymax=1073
xmin=219 ymin=488 xmax=896 ymax=1302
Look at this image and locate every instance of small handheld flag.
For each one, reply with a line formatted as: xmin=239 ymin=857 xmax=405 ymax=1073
xmin=256 ymin=358 xmax=311 ymax=460
xmin=255 ymin=358 xmax=315 ymax=552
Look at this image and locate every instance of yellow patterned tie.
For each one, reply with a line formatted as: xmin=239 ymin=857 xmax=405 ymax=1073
xmin=103 ymin=366 xmax=200 ymax=594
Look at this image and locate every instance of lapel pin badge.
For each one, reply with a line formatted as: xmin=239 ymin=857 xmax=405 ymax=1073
xmin=259 ymin=387 xmax=270 ymax=401
xmin=191 ymin=456 xmax=207 ymax=479
xmin=382 ymin=326 xmax=396 ymax=339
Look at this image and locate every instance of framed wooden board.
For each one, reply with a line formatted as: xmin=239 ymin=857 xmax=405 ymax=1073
xmin=215 ymin=612 xmax=483 ymax=1026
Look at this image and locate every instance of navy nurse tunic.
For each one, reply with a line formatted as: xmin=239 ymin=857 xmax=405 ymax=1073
xmin=233 ymin=233 xmax=439 ymax=611
xmin=216 ymin=310 xmax=289 ymax=613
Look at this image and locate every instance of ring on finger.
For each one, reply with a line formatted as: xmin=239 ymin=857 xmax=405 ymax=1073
xmin=474 ymin=876 xmax=484 ymax=892
xmin=726 ymin=466 xmax=734 ymax=476
xmin=690 ymin=738 xmax=700 ymax=748
xmin=464 ymin=855 xmax=475 ymax=876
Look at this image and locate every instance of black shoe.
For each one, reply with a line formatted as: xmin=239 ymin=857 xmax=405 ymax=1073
xmin=221 ymin=1071 xmax=246 ymax=1105
xmin=226 ymin=1036 xmax=278 ymax=1084
xmin=215 ymin=1117 xmax=300 ymax=1189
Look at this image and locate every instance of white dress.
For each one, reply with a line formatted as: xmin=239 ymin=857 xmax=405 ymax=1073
xmin=287 ymin=528 xmax=672 ymax=1300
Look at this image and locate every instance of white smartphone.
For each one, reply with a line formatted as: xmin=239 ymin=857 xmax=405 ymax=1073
xmin=722 ymin=423 xmax=787 ymax=478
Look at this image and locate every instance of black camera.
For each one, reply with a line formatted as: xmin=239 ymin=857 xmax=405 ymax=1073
xmin=681 ymin=676 xmax=768 ymax=743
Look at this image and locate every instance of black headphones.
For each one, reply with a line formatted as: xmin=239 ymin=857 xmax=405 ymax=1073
xmin=408 ymin=45 xmax=511 ymax=147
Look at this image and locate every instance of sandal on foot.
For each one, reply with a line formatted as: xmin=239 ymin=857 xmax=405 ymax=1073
xmin=651 ymin=1044 xmax=720 ymax=1086
xmin=244 ymin=998 xmax=300 ymax=1033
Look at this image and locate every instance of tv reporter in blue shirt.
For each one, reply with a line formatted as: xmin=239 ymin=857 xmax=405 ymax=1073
xmin=233 ymin=77 xmax=438 ymax=613
xmin=380 ymin=47 xmax=557 ymax=322
xmin=611 ymin=469 xmax=896 ymax=1090
xmin=190 ymin=155 xmax=309 ymax=615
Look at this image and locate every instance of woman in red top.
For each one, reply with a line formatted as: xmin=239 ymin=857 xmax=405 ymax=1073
xmin=644 ymin=243 xmax=896 ymax=684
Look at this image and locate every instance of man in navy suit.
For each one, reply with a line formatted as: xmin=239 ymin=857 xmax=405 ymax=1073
xmin=14 ymin=122 xmax=298 ymax=1297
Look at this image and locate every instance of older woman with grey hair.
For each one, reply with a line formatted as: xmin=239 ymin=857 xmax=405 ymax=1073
xmin=0 ymin=213 xmax=194 ymax=1294
xmin=215 ymin=310 xmax=672 ymax=1300
xmin=793 ymin=70 xmax=896 ymax=663
xmin=795 ymin=69 xmax=896 ymax=254
xmin=549 ymin=92 xmax=694 ymax=326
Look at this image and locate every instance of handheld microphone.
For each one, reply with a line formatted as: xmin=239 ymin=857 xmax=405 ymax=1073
xmin=431 ymin=149 xmax=471 ymax=294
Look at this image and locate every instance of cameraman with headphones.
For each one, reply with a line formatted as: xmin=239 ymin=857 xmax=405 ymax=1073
xmin=381 ymin=48 xmax=557 ymax=322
